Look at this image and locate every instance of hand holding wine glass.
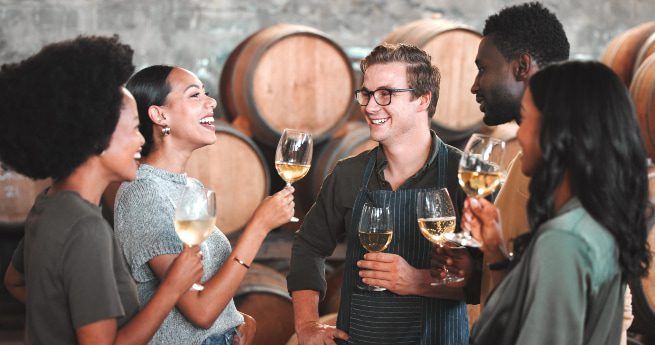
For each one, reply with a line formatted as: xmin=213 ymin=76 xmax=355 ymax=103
xmin=417 ymin=188 xmax=465 ymax=285
xmin=357 ymin=203 xmax=393 ymax=291
xmin=275 ymin=128 xmax=313 ymax=222
xmin=174 ymin=184 xmax=216 ymax=291
xmin=450 ymin=134 xmax=505 ymax=247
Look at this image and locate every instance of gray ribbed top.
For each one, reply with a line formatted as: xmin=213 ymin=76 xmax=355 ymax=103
xmin=113 ymin=164 xmax=243 ymax=345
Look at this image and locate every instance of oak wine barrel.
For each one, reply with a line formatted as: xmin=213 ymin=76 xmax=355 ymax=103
xmin=235 ymin=263 xmax=295 ymax=345
xmin=382 ymin=17 xmax=483 ymax=142
xmin=220 ymin=23 xmax=356 ymax=146
xmin=601 ymin=21 xmax=655 ymax=86
xmin=634 ymin=32 xmax=655 ymax=76
xmin=0 ymin=166 xmax=50 ymax=229
xmin=186 ymin=121 xmax=270 ymax=237
xmin=629 ymin=54 xmax=655 ymax=162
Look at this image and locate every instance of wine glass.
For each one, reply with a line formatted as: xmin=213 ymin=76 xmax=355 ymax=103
xmin=449 ymin=133 xmax=506 ymax=247
xmin=417 ymin=188 xmax=465 ymax=285
xmin=275 ymin=128 xmax=313 ymax=222
xmin=357 ymin=203 xmax=393 ymax=291
xmin=174 ymin=184 xmax=216 ymax=291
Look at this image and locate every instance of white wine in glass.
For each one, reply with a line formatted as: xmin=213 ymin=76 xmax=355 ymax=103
xmin=357 ymin=203 xmax=392 ymax=291
xmin=450 ymin=133 xmax=505 ymax=247
xmin=174 ymin=184 xmax=216 ymax=291
xmin=417 ymin=188 xmax=464 ymax=285
xmin=275 ymin=128 xmax=313 ymax=222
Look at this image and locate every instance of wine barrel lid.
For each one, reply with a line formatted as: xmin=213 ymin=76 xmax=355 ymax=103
xmin=220 ymin=24 xmax=356 ymax=146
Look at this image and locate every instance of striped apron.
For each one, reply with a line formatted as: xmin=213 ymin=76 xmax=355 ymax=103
xmin=336 ymin=143 xmax=468 ymax=345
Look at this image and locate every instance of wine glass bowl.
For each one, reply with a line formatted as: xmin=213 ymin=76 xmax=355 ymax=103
xmin=275 ymin=128 xmax=313 ymax=222
xmin=357 ymin=203 xmax=392 ymax=291
xmin=417 ymin=188 xmax=464 ymax=285
xmin=451 ymin=134 xmax=506 ymax=247
xmin=174 ymin=184 xmax=216 ymax=291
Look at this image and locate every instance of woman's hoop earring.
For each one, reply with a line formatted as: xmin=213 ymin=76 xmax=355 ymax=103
xmin=162 ymin=126 xmax=171 ymax=136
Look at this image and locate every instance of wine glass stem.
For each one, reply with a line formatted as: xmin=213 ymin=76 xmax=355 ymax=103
xmin=287 ymin=182 xmax=298 ymax=222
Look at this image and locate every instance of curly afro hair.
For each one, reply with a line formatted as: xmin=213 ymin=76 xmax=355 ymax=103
xmin=0 ymin=35 xmax=134 ymax=180
xmin=483 ymin=2 xmax=570 ymax=67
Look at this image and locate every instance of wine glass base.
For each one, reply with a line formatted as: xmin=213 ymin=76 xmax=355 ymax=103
xmin=430 ymin=275 xmax=465 ymax=286
xmin=191 ymin=283 xmax=205 ymax=291
xmin=357 ymin=283 xmax=387 ymax=292
xmin=444 ymin=233 xmax=482 ymax=248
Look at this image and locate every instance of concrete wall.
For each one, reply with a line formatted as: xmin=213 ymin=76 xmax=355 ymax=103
xmin=1 ymin=0 xmax=653 ymax=101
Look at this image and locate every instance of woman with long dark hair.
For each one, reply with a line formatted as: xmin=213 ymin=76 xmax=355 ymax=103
xmin=0 ymin=36 xmax=203 ymax=345
xmin=113 ymin=65 xmax=294 ymax=345
xmin=465 ymin=60 xmax=651 ymax=345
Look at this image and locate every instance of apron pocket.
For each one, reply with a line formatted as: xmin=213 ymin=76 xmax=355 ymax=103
xmin=348 ymin=293 xmax=422 ymax=345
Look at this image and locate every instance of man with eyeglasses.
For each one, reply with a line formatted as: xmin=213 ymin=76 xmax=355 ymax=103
xmin=287 ymin=43 xmax=481 ymax=345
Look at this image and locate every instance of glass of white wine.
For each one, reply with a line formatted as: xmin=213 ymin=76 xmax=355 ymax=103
xmin=174 ymin=184 xmax=216 ymax=291
xmin=275 ymin=128 xmax=313 ymax=222
xmin=417 ymin=188 xmax=464 ymax=285
xmin=450 ymin=133 xmax=505 ymax=247
xmin=357 ymin=203 xmax=393 ymax=291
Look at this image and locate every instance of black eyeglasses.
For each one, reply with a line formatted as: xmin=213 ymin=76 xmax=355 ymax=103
xmin=354 ymin=88 xmax=415 ymax=106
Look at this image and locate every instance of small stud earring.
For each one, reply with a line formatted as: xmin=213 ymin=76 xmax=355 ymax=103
xmin=162 ymin=126 xmax=171 ymax=136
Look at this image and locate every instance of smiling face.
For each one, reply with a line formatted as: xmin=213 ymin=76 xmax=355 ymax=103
xmin=160 ymin=67 xmax=217 ymax=152
xmin=517 ymin=87 xmax=542 ymax=176
xmin=471 ymin=36 xmax=525 ymax=126
xmin=101 ymin=88 xmax=145 ymax=182
xmin=361 ymin=62 xmax=429 ymax=145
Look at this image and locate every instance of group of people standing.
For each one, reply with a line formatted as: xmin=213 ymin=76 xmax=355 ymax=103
xmin=0 ymin=2 xmax=651 ymax=345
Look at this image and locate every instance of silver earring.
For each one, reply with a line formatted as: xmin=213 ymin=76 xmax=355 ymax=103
xmin=162 ymin=126 xmax=171 ymax=136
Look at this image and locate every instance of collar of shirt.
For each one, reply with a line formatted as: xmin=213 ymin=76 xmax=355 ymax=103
xmin=374 ymin=130 xmax=443 ymax=189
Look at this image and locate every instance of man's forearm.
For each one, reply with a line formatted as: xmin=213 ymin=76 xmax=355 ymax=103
xmin=292 ymin=290 xmax=321 ymax=331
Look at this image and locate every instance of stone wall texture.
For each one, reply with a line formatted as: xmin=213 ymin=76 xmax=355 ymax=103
xmin=1 ymin=0 xmax=653 ymax=101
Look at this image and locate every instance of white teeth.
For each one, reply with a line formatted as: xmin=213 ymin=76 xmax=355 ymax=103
xmin=371 ymin=118 xmax=388 ymax=125
xmin=134 ymin=152 xmax=141 ymax=160
xmin=199 ymin=117 xmax=215 ymax=125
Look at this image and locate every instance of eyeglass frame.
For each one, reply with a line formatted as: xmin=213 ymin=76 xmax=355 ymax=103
xmin=354 ymin=88 xmax=416 ymax=106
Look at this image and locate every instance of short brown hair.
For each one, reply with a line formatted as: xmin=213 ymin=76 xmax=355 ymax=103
xmin=360 ymin=43 xmax=441 ymax=118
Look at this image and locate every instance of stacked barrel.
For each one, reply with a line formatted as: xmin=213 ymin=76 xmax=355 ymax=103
xmin=601 ymin=21 xmax=655 ymax=339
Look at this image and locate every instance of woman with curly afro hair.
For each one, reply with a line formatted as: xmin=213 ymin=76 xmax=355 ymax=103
xmin=463 ymin=60 xmax=652 ymax=345
xmin=0 ymin=36 xmax=203 ymax=345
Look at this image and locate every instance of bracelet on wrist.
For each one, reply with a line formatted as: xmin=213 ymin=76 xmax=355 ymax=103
xmin=234 ymin=257 xmax=251 ymax=269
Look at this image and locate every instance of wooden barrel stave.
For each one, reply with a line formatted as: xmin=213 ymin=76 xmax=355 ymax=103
xmin=235 ymin=263 xmax=295 ymax=345
xmin=634 ymin=32 xmax=655 ymax=77
xmin=186 ymin=121 xmax=270 ymax=237
xmin=629 ymin=54 xmax=655 ymax=162
xmin=601 ymin=21 xmax=655 ymax=86
xmin=223 ymin=24 xmax=356 ymax=146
